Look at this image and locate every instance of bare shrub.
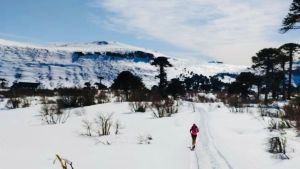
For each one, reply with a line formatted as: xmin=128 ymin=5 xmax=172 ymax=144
xmin=40 ymin=103 xmax=70 ymax=124
xmin=57 ymin=94 xmax=95 ymax=108
xmin=5 ymin=97 xmax=30 ymax=109
xmin=227 ymin=96 xmax=243 ymax=110
xmin=150 ymin=97 xmax=178 ymax=118
xmin=56 ymin=87 xmax=97 ymax=108
xmin=95 ymin=90 xmax=110 ymax=104
xmin=54 ymin=154 xmax=74 ymax=169
xmin=114 ymin=91 xmax=126 ymax=102
xmin=5 ymin=98 xmax=21 ymax=109
xmin=81 ymin=119 xmax=93 ymax=136
xmin=218 ymin=94 xmax=248 ymax=113
xmin=129 ymin=102 xmax=148 ymax=112
xmin=189 ymin=102 xmax=196 ymax=112
xmin=40 ymin=97 xmax=56 ymax=106
xmin=94 ymin=113 xmax=113 ymax=136
xmin=40 ymin=96 xmax=47 ymax=104
xmin=115 ymin=120 xmax=122 ymax=135
xmin=81 ymin=114 xmax=122 ymax=137
xmin=197 ymin=95 xmax=215 ymax=103
xmin=283 ymin=98 xmax=300 ymax=131
xmin=57 ymin=96 xmax=79 ymax=108
xmin=20 ymin=97 xmax=30 ymax=107
xmin=258 ymin=104 xmax=280 ymax=117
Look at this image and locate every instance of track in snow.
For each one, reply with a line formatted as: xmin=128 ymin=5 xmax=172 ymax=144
xmin=190 ymin=104 xmax=234 ymax=169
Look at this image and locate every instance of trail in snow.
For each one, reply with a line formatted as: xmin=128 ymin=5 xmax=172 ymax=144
xmin=191 ymin=103 xmax=234 ymax=169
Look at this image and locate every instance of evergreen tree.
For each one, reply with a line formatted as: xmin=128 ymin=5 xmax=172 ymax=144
xmin=151 ymin=56 xmax=172 ymax=97
xmin=276 ymin=49 xmax=289 ymax=100
xmin=253 ymin=75 xmax=263 ymax=101
xmin=209 ymin=76 xmax=226 ymax=92
xmin=95 ymin=76 xmax=107 ymax=90
xmin=279 ymin=43 xmax=300 ymax=99
xmin=252 ymin=48 xmax=281 ymax=104
xmin=228 ymin=72 xmax=256 ymax=99
xmin=281 ymin=0 xmax=300 ymax=33
xmin=84 ymin=82 xmax=91 ymax=89
xmin=111 ymin=71 xmax=145 ymax=100
xmin=166 ymin=78 xmax=186 ymax=98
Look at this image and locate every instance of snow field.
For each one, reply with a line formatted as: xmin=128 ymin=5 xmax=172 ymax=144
xmin=0 ymin=101 xmax=196 ymax=169
xmin=0 ymin=100 xmax=299 ymax=169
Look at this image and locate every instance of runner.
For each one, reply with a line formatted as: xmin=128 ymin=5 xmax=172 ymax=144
xmin=190 ymin=123 xmax=199 ymax=150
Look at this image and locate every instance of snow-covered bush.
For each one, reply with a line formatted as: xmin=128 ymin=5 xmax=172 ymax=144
xmin=129 ymin=101 xmax=148 ymax=112
xmin=150 ymin=97 xmax=178 ymax=118
xmin=257 ymin=105 xmax=281 ymax=117
xmin=268 ymin=137 xmax=288 ymax=159
xmin=268 ymin=119 xmax=292 ymax=131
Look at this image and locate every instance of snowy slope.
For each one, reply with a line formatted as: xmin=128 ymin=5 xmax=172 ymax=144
xmin=0 ymin=39 xmax=247 ymax=88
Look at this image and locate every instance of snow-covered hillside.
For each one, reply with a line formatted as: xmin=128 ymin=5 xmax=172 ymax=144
xmin=0 ymin=39 xmax=247 ymax=88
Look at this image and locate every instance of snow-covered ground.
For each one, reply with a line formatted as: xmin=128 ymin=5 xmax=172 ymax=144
xmin=0 ymin=100 xmax=299 ymax=169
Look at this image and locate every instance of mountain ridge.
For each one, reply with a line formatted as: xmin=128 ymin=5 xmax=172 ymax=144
xmin=0 ymin=38 xmax=247 ymax=88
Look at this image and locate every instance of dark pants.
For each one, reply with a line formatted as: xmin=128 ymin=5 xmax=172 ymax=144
xmin=191 ymin=134 xmax=197 ymax=145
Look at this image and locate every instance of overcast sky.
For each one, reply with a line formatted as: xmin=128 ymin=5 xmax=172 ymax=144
xmin=0 ymin=0 xmax=299 ymax=65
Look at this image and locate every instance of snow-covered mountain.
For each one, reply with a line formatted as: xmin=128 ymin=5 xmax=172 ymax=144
xmin=0 ymin=39 xmax=247 ymax=88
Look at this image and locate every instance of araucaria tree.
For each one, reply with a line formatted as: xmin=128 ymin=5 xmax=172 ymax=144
xmin=252 ymin=48 xmax=280 ymax=104
xmin=275 ymin=50 xmax=289 ymax=100
xmin=279 ymin=43 xmax=300 ymax=99
xmin=151 ymin=56 xmax=172 ymax=97
xmin=281 ymin=0 xmax=300 ymax=33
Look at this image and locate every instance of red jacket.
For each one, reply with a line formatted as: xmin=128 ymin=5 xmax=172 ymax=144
xmin=190 ymin=125 xmax=199 ymax=136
